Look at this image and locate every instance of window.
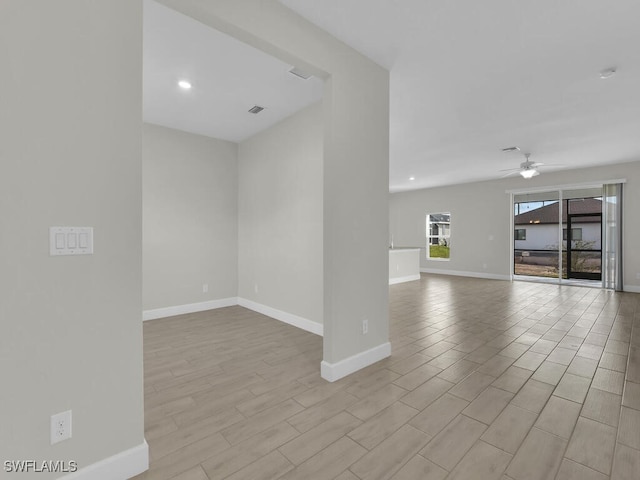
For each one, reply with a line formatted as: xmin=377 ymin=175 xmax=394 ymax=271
xmin=427 ymin=213 xmax=450 ymax=259
xmin=563 ymin=228 xmax=583 ymax=241
xmin=514 ymin=229 xmax=526 ymax=240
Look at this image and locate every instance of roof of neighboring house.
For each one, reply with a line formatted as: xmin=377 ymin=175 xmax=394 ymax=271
xmin=515 ymin=198 xmax=602 ymax=225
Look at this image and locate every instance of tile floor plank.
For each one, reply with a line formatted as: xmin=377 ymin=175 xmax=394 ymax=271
xmin=506 ymin=428 xmax=567 ymax=480
xmin=565 ymin=416 xmax=617 ymax=475
xmin=348 ymin=401 xmax=419 ymax=450
xmin=446 ymin=440 xmax=512 ymax=480
xmin=480 ymin=404 xmax=538 ymax=454
xmin=134 ymin=278 xmax=640 ymax=480
xmin=351 ymin=425 xmax=432 ymax=479
xmin=420 ymin=414 xmax=487 ymax=470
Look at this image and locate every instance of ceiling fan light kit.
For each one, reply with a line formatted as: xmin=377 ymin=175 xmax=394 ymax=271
xmin=501 ymin=149 xmax=543 ymax=179
xmin=520 ymin=168 xmax=539 ymax=179
xmin=600 ymin=67 xmax=617 ymax=79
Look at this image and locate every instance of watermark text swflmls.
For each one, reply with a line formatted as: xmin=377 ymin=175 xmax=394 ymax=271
xmin=4 ymin=460 xmax=78 ymax=473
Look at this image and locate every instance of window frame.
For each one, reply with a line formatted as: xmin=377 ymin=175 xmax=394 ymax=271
xmin=426 ymin=212 xmax=451 ymax=261
xmin=563 ymin=227 xmax=583 ymax=241
xmin=514 ymin=228 xmax=526 ymax=241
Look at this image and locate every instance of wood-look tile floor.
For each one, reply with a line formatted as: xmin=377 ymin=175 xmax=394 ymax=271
xmin=134 ymin=275 xmax=640 ymax=480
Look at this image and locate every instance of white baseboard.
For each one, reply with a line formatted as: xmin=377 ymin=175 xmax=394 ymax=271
xmin=321 ymin=342 xmax=391 ymax=382
xmin=420 ymin=268 xmax=510 ymax=281
xmin=143 ymin=297 xmax=238 ymax=321
xmin=61 ymin=440 xmax=148 ymax=480
xmin=142 ymin=296 xmax=323 ymax=337
xmin=238 ymin=297 xmax=323 ymax=336
xmin=624 ymin=285 xmax=640 ymax=293
xmin=389 ymin=274 xmax=421 ymax=285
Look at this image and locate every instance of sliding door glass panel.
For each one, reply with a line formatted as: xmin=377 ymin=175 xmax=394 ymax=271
xmin=513 ymin=191 xmax=560 ymax=278
xmin=602 ymin=184 xmax=623 ymax=290
xmin=561 ymin=188 xmax=602 ymax=281
xmin=564 ymin=197 xmax=602 ymax=280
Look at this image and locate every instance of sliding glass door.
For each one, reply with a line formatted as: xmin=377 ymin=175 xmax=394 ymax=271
xmin=513 ymin=191 xmax=561 ymax=279
xmin=564 ymin=196 xmax=602 ymax=280
xmin=513 ymin=187 xmax=605 ymax=284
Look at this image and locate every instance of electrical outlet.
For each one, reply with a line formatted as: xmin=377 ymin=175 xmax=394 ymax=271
xmin=202 ymin=283 xmax=208 ymax=293
xmin=362 ymin=319 xmax=368 ymax=335
xmin=51 ymin=410 xmax=72 ymax=445
xmin=254 ymin=283 xmax=259 ymax=294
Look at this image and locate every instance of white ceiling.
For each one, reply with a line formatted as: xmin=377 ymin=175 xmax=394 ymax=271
xmin=280 ymin=0 xmax=640 ymax=192
xmin=145 ymin=0 xmax=640 ymax=193
xmin=143 ymin=0 xmax=323 ymax=143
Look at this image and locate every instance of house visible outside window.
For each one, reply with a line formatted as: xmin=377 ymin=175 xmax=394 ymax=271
xmin=563 ymin=228 xmax=583 ymax=241
xmin=426 ymin=213 xmax=450 ymax=259
xmin=515 ymin=229 xmax=526 ymax=240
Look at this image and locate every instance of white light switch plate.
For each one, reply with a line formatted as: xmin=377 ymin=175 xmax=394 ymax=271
xmin=50 ymin=227 xmax=93 ymax=256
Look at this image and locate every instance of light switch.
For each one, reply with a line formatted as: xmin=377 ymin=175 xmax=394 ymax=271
xmin=55 ymin=233 xmax=65 ymax=249
xmin=50 ymin=227 xmax=93 ymax=256
xmin=67 ymin=233 xmax=77 ymax=249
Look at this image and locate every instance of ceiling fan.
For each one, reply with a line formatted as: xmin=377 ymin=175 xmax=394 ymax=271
xmin=500 ymin=147 xmax=553 ymax=179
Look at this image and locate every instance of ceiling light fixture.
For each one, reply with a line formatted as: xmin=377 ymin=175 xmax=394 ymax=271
xmin=599 ymin=67 xmax=617 ymax=79
xmin=502 ymin=149 xmax=542 ymax=179
xmin=178 ymin=80 xmax=192 ymax=90
xmin=409 ymin=176 xmax=415 ymax=181
xmin=520 ymin=168 xmax=539 ymax=179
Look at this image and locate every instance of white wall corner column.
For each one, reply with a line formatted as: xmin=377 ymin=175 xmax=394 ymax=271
xmin=1 ymin=0 xmax=147 ymax=477
xmin=321 ymin=69 xmax=391 ymax=381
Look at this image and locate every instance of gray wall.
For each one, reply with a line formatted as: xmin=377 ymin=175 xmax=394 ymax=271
xmin=238 ymin=103 xmax=323 ymax=325
xmin=143 ymin=123 xmax=238 ymax=310
xmin=159 ymin=0 xmax=390 ymax=370
xmin=390 ymin=160 xmax=640 ymax=289
xmin=0 ymin=0 xmax=145 ymax=474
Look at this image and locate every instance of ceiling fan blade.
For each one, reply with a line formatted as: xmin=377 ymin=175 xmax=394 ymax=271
xmin=500 ymin=171 xmax=519 ymax=178
xmin=498 ymin=167 xmax=521 ymax=172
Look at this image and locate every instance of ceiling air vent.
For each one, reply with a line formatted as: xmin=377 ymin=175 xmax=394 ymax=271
xmin=288 ymin=67 xmax=312 ymax=80
xmin=248 ymin=105 xmax=265 ymax=114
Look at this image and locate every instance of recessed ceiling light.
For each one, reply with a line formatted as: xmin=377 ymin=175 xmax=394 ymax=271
xmin=409 ymin=176 xmax=415 ymax=181
xmin=599 ymin=67 xmax=616 ymax=79
xmin=178 ymin=80 xmax=192 ymax=90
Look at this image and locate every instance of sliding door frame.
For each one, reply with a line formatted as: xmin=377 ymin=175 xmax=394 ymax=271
xmin=507 ymin=179 xmax=625 ymax=287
